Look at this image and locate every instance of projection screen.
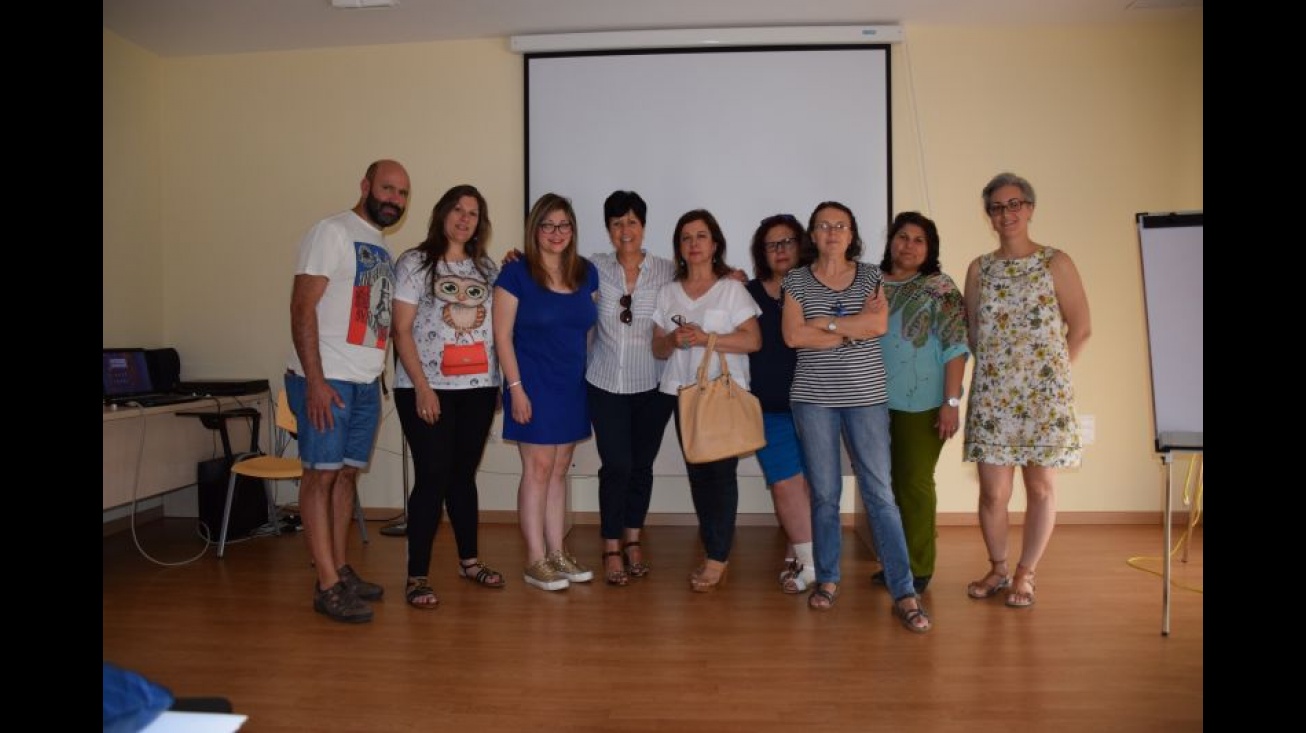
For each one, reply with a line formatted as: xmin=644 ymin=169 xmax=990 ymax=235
xmin=524 ymin=46 xmax=893 ymax=267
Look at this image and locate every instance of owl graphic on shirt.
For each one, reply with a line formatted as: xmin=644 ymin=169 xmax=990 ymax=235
xmin=436 ymin=274 xmax=490 ymax=338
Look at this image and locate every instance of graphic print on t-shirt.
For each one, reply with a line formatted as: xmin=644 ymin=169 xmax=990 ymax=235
xmin=435 ymin=273 xmax=491 ymax=338
xmin=348 ymin=241 xmax=395 ymax=349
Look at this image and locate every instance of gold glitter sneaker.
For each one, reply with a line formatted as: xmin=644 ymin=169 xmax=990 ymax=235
xmin=547 ymin=549 xmax=594 ymax=583
xmin=523 ymin=558 xmax=571 ymax=591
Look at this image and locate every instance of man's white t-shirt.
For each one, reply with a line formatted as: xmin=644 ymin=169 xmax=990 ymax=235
xmin=286 ymin=210 xmax=395 ymax=384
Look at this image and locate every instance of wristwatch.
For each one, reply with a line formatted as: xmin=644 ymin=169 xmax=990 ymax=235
xmin=826 ymin=318 xmax=838 ymax=332
xmin=945 ymin=396 xmax=962 ymax=408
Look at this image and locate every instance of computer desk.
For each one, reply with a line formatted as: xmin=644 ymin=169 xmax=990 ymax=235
xmin=102 ymin=392 xmax=269 ymax=511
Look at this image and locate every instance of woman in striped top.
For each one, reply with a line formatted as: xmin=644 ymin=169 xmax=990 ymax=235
xmin=781 ymin=201 xmax=931 ymax=633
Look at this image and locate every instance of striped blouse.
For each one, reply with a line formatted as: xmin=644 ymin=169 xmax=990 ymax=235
xmin=782 ymin=262 xmax=888 ymax=407
xmin=585 ymin=250 xmax=678 ymax=394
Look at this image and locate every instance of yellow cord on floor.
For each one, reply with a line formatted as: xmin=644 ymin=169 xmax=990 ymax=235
xmin=1127 ymin=453 xmax=1203 ymax=594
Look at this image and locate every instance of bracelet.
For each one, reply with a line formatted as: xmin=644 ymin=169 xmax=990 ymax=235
xmin=506 ymin=380 xmax=523 ymax=390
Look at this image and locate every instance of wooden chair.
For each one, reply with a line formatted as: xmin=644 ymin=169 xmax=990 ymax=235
xmin=217 ymin=391 xmax=368 ymax=558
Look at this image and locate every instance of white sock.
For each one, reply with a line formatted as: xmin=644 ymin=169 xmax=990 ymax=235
xmin=793 ymin=542 xmax=816 ymax=581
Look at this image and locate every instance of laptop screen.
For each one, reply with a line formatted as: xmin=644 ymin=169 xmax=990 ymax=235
xmin=103 ymin=349 xmax=155 ymax=398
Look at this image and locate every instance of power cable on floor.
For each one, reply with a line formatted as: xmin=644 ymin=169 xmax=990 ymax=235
xmin=1127 ymin=453 xmax=1202 ymax=593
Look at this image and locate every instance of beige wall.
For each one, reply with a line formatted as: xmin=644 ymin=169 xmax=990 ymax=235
xmin=104 ymin=30 xmax=165 ymax=346
xmin=103 ymin=16 xmax=1202 ymax=520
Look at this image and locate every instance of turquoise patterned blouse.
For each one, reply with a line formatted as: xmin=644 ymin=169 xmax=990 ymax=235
xmin=880 ymin=272 xmax=970 ymax=413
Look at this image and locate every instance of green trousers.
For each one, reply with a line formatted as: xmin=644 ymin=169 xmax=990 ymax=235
xmin=889 ymin=408 xmax=945 ymax=578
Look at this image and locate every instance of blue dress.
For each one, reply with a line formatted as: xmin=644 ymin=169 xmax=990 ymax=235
xmin=495 ymin=259 xmax=599 ymax=444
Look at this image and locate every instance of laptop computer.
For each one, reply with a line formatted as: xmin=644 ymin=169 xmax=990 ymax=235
xmin=103 ymin=348 xmax=203 ymax=407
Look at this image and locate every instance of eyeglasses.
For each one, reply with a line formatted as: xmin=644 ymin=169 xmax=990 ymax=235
xmin=619 ymin=294 xmax=633 ymax=325
xmin=538 ymin=221 xmax=574 ymax=234
xmin=814 ymin=221 xmax=850 ymax=233
xmin=986 ymin=199 xmax=1032 ymax=217
xmin=764 ymin=237 xmax=798 ymax=253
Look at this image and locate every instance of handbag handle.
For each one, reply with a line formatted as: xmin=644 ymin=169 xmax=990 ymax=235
xmin=694 ymin=333 xmax=731 ymax=387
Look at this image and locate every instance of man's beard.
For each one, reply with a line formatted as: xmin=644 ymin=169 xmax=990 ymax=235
xmin=366 ymin=194 xmax=404 ymax=228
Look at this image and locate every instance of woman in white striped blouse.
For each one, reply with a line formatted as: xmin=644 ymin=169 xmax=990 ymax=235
xmin=585 ymin=191 xmax=679 ymax=586
xmin=781 ymin=201 xmax=931 ymax=633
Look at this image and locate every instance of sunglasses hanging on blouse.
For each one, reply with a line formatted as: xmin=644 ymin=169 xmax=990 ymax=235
xmin=619 ymin=294 xmax=633 ymax=324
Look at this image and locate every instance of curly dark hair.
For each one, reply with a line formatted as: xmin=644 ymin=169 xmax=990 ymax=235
xmin=878 ymin=211 xmax=942 ymax=277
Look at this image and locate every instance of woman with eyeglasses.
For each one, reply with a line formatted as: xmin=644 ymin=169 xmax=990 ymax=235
xmin=781 ymin=201 xmax=931 ymax=633
xmin=651 ymin=209 xmax=761 ymax=592
xmin=584 ymin=191 xmax=678 ymax=586
xmin=745 ymin=214 xmax=817 ymax=594
xmin=492 ymin=193 xmax=600 ymax=592
xmin=873 ymin=211 xmax=970 ymax=596
xmin=962 ymin=172 xmax=1091 ymax=608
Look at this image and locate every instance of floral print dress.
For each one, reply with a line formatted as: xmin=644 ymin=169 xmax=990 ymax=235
xmin=963 ymin=247 xmax=1081 ymax=467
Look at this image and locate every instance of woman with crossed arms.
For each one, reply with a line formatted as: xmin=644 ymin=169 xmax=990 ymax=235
xmin=781 ymin=200 xmax=931 ymax=632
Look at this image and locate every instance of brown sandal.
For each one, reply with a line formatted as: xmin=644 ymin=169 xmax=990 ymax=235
xmin=689 ymin=559 xmax=728 ymax=592
xmin=1006 ymin=566 xmax=1037 ymax=608
xmin=967 ymin=558 xmax=1012 ymax=599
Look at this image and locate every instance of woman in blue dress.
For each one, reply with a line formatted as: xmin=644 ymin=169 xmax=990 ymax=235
xmin=493 ymin=193 xmax=600 ymax=592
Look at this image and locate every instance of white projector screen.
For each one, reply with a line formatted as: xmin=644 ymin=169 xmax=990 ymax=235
xmin=525 ymin=47 xmax=893 ymax=268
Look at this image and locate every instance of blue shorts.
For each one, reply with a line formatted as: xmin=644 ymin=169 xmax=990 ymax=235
xmin=755 ymin=411 xmax=807 ymax=486
xmin=284 ymin=372 xmax=381 ymax=471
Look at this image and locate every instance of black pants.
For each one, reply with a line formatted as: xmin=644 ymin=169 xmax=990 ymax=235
xmin=395 ymin=387 xmax=497 ymax=578
xmin=588 ymin=384 xmax=675 ymax=540
xmin=669 ymin=394 xmax=739 ymax=562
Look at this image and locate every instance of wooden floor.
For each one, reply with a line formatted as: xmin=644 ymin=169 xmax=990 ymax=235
xmin=103 ymin=518 xmax=1203 ymax=732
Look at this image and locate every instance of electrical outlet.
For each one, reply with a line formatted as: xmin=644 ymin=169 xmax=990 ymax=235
xmin=1079 ymin=415 xmax=1095 ymax=446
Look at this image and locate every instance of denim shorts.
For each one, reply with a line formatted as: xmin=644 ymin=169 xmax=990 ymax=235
xmin=284 ymin=372 xmax=381 ymax=470
xmin=755 ymin=411 xmax=807 ymax=486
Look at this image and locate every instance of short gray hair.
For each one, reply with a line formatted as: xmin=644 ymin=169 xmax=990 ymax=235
xmin=982 ymin=172 xmax=1036 ymax=208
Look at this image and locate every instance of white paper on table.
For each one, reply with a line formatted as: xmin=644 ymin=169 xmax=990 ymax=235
xmin=140 ymin=710 xmax=248 ymax=732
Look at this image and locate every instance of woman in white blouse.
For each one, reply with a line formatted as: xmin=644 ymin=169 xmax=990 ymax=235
xmin=651 ymin=209 xmax=760 ymax=592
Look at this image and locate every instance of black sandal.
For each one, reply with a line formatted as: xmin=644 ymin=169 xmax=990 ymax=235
xmin=405 ymin=578 xmax=439 ymax=610
xmin=807 ymin=584 xmax=840 ymax=611
xmin=459 ymin=560 xmax=506 ymax=588
xmin=893 ymin=595 xmax=932 ymax=633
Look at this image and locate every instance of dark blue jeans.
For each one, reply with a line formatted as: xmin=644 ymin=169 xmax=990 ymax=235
xmin=669 ymin=394 xmax=739 ymax=562
xmin=588 ymin=384 xmax=675 ymax=540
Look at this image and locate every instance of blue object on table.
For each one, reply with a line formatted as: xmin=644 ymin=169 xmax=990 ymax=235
xmin=103 ymin=662 xmax=174 ymax=733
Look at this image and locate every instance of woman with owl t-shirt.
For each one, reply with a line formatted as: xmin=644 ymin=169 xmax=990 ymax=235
xmin=393 ymin=184 xmax=506 ymax=609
